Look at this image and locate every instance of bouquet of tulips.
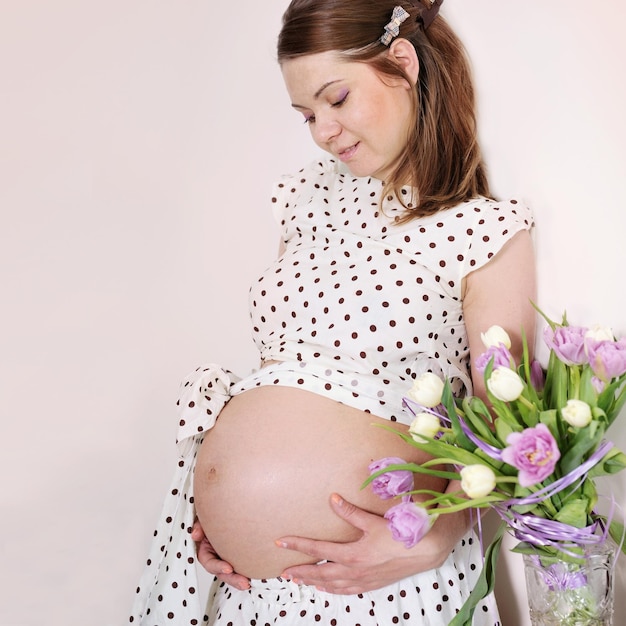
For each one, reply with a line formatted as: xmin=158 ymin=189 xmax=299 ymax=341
xmin=366 ymin=308 xmax=626 ymax=625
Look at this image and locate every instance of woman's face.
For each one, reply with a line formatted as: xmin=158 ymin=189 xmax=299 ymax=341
xmin=281 ymin=51 xmax=414 ymax=181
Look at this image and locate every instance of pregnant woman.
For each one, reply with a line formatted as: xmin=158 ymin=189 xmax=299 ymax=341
xmin=130 ymin=1 xmax=536 ymax=624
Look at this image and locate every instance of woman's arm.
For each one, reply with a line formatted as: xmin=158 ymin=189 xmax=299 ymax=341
xmin=275 ymin=230 xmax=537 ymax=594
xmin=462 ymin=229 xmax=537 ymax=400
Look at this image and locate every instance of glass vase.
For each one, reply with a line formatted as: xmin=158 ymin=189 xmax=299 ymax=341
xmin=522 ymin=541 xmax=616 ymax=625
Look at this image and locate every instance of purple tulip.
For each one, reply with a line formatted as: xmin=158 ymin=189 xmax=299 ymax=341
xmin=368 ymin=457 xmax=414 ymax=500
xmin=543 ymin=325 xmax=588 ymax=366
xmin=501 ymin=423 xmax=561 ymax=487
xmin=384 ymin=500 xmax=432 ymax=548
xmin=530 ymin=359 xmax=546 ymax=391
xmin=475 ymin=344 xmax=514 ymax=374
xmin=585 ymin=338 xmax=626 ymax=381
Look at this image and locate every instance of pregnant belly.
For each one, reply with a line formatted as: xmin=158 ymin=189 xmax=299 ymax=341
xmin=193 ymin=385 xmax=446 ymax=579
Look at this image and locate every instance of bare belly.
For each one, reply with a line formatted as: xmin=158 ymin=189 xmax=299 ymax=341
xmin=193 ymin=385 xmax=445 ymax=579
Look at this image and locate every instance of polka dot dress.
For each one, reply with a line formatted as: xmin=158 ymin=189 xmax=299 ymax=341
xmin=248 ymin=157 xmax=533 ymax=426
xmin=129 ymin=158 xmax=532 ymax=625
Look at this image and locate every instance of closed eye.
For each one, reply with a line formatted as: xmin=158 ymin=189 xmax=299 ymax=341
xmin=302 ymin=90 xmax=349 ymax=124
xmin=331 ymin=91 xmax=349 ymax=108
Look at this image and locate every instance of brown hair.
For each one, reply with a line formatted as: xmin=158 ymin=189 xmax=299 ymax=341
xmin=277 ymin=0 xmax=492 ymax=220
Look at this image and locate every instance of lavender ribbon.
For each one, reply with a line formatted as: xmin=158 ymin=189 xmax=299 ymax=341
xmin=503 ymin=440 xmax=614 ymax=506
xmin=456 ymin=411 xmax=504 ymax=460
xmin=496 ymin=507 xmax=604 ymax=555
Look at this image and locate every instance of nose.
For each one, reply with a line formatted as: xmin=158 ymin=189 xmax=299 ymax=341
xmin=311 ymin=112 xmax=342 ymax=145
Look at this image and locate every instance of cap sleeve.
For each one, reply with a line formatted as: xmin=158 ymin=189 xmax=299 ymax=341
xmin=460 ymin=198 xmax=534 ymax=279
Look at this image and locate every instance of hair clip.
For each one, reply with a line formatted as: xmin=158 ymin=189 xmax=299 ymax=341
xmin=380 ymin=6 xmax=410 ymax=46
xmin=415 ymin=0 xmax=443 ymax=30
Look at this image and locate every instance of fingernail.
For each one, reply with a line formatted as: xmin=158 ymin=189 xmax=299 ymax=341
xmin=331 ymin=493 xmax=343 ymax=507
xmin=275 ymin=540 xmax=288 ymax=548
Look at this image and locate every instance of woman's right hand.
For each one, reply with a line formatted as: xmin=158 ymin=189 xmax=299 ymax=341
xmin=191 ymin=519 xmax=251 ymax=590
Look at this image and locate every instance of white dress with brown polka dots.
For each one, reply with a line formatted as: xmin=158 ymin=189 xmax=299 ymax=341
xmin=130 ymin=158 xmax=533 ymax=625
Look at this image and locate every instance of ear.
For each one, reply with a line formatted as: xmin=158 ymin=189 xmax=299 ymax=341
xmin=388 ymin=38 xmax=420 ymax=86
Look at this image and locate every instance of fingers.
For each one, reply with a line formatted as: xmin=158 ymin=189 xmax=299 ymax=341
xmin=218 ymin=572 xmax=251 ymax=591
xmin=192 ymin=518 xmax=251 ymax=591
xmin=281 ymin=561 xmax=345 ymax=586
xmin=280 ymin=562 xmax=372 ymax=595
xmin=275 ymin=493 xmax=373 ymax=557
xmin=275 ymin=535 xmax=342 ymax=562
xmin=196 ymin=545 xmax=251 ymax=590
xmin=328 ymin=493 xmax=378 ymax=532
xmin=190 ymin=518 xmax=206 ymax=542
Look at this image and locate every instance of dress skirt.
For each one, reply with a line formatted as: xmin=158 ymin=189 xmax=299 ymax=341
xmin=205 ymin=533 xmax=501 ymax=625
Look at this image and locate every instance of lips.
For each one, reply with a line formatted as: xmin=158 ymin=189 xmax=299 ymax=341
xmin=337 ymin=142 xmax=359 ymax=161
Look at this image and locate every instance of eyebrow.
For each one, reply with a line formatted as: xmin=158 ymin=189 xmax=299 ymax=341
xmin=291 ymin=79 xmax=344 ymax=110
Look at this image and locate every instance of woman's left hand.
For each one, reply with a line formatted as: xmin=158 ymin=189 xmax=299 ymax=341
xmin=276 ymin=493 xmax=461 ymax=595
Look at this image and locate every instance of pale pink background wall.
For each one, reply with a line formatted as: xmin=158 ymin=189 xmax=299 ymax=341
xmin=1 ymin=2 xmax=624 ymax=625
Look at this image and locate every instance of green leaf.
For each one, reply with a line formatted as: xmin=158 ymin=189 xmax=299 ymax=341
xmin=515 ymin=392 xmax=539 ymax=428
xmin=604 ymin=379 xmax=626 ymax=425
xmin=510 ymin=541 xmax=555 ymax=557
xmin=538 ymin=409 xmax=559 ymax=441
xmin=548 ymin=353 xmax=568 ymax=414
xmin=609 ymin=520 xmax=626 ymax=555
xmin=494 ymin=417 xmax=517 ymax=447
xmin=474 ymin=448 xmax=509 ymax=475
xmin=554 ymin=498 xmax=589 ymax=527
xmin=448 ymin=523 xmax=505 ymax=626
xmin=510 ymin=541 xmax=585 ymax=565
xmin=442 ymin=381 xmax=476 ymax=451
xmin=462 ymin=396 xmax=500 ymax=446
xmin=587 ymin=448 xmax=626 ymax=477
xmin=579 ymin=365 xmax=598 ymax=407
xmin=376 ymin=424 xmax=503 ymax=470
xmin=530 ymin=301 xmax=559 ymax=331
xmin=581 ymin=479 xmax=598 ymax=513
xmin=559 ymin=421 xmax=604 ymax=475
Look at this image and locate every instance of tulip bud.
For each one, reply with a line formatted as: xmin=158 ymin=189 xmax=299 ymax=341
xmin=408 ymin=373 xmax=444 ymax=408
xmin=486 ymin=366 xmax=525 ymax=402
xmin=460 ymin=464 xmax=497 ymax=499
xmin=530 ymin=359 xmax=545 ymax=392
xmin=481 ymin=325 xmax=512 ymax=349
xmin=409 ymin=412 xmax=441 ymax=443
xmin=561 ymin=399 xmax=592 ymax=428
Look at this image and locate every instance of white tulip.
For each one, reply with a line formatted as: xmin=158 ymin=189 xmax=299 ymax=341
xmin=487 ymin=367 xmax=525 ymax=402
xmin=561 ymin=399 xmax=592 ymax=428
xmin=409 ymin=412 xmax=441 ymax=443
xmin=408 ymin=373 xmax=445 ymax=408
xmin=480 ymin=325 xmax=512 ymax=349
xmin=585 ymin=325 xmax=614 ymax=343
xmin=460 ymin=464 xmax=497 ymax=499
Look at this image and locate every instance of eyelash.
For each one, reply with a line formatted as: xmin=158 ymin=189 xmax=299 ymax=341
xmin=304 ymin=92 xmax=350 ymax=125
